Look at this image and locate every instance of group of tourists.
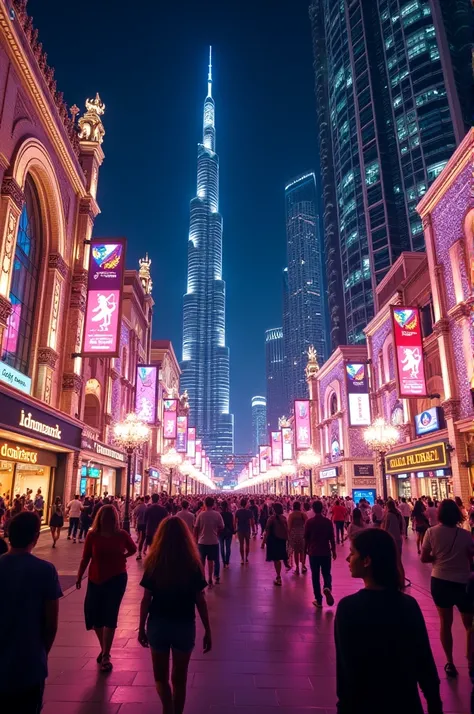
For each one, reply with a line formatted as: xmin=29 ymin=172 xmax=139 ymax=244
xmin=0 ymin=490 xmax=473 ymax=714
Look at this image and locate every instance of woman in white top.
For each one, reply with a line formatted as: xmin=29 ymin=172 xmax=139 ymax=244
xmin=425 ymin=499 xmax=438 ymax=527
xmin=421 ymin=499 xmax=474 ymax=678
xmin=347 ymin=508 xmax=366 ymax=540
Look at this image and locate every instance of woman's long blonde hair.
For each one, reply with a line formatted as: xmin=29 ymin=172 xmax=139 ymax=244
xmin=91 ymin=504 xmax=120 ymax=534
xmin=144 ymin=516 xmax=203 ymax=588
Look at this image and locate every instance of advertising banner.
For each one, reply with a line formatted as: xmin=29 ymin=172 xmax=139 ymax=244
xmin=385 ymin=441 xmax=449 ymax=474
xmin=163 ymin=398 xmax=178 ymax=440
xmin=353 ymin=464 xmax=374 ymax=477
xmin=294 ymin=400 xmax=311 ymax=450
xmin=271 ymin=431 xmax=283 ymax=466
xmin=259 ymin=445 xmax=270 ymax=473
xmin=195 ymin=440 xmax=202 ymax=469
xmin=135 ymin=365 xmax=158 ymax=424
xmin=320 ymin=467 xmax=338 ymax=479
xmin=345 ymin=363 xmax=371 ymax=426
xmin=252 ymin=456 xmax=259 ymax=476
xmin=187 ymin=427 xmax=196 ymax=460
xmin=83 ymin=238 xmax=126 ymax=356
xmin=176 ymin=415 xmax=188 ymax=453
xmin=248 ymin=460 xmax=253 ymax=479
xmin=391 ymin=306 xmax=427 ymax=397
xmin=281 ymin=427 xmax=293 ymax=461
xmin=414 ymin=406 xmax=443 ymax=436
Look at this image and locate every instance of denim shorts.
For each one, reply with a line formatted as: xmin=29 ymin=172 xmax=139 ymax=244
xmin=147 ymin=616 xmax=196 ymax=653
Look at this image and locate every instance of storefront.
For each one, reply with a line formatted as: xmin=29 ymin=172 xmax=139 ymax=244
xmin=385 ymin=440 xmax=452 ymax=500
xmin=80 ymin=434 xmax=126 ymax=497
xmin=352 ymin=463 xmax=377 ymax=498
xmin=0 ymin=387 xmax=82 ymax=522
xmin=319 ymin=466 xmax=339 ymax=496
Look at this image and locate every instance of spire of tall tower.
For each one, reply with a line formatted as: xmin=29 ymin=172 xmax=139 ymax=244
xmin=207 ymin=45 xmax=212 ymax=98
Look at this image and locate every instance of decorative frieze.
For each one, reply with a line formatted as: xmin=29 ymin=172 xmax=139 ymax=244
xmin=441 ymin=398 xmax=460 ymax=421
xmin=37 ymin=347 xmax=59 ymax=369
xmin=1 ymin=177 xmax=24 ymax=210
xmin=48 ymin=253 xmax=69 ymax=279
xmin=0 ymin=294 xmax=12 ymax=325
xmin=62 ymin=373 xmax=83 ymax=394
xmin=433 ymin=318 xmax=450 ymax=336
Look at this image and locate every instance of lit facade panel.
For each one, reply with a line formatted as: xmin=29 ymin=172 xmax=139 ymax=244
xmin=180 ymin=50 xmax=234 ymax=463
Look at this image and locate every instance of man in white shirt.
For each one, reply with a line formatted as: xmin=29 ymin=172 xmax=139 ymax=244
xmin=176 ymin=500 xmax=195 ymax=531
xmin=195 ymin=496 xmax=224 ymax=587
xmin=399 ymin=497 xmax=412 ymax=538
xmin=66 ymin=495 xmax=82 ymax=543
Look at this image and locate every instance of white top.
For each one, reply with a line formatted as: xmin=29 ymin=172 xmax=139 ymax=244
xmin=425 ymin=506 xmax=438 ymax=526
xmin=195 ymin=509 xmax=224 ymax=545
xmin=67 ymin=499 xmax=82 ymax=518
xmin=347 ymin=522 xmax=365 ymax=540
xmin=176 ymin=509 xmax=195 ymax=530
xmin=399 ymin=502 xmax=412 ymax=517
xmin=422 ymin=524 xmax=474 ymax=584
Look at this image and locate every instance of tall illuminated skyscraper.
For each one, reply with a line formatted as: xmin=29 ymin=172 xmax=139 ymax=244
xmin=265 ymin=328 xmax=287 ymax=432
xmin=251 ymin=396 xmax=267 ymax=454
xmin=181 ymin=48 xmax=234 ymax=463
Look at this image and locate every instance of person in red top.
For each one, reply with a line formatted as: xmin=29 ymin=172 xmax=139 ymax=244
xmin=305 ymin=501 xmax=337 ymax=608
xmin=76 ymin=504 xmax=137 ymax=671
xmin=332 ymin=500 xmax=348 ymax=545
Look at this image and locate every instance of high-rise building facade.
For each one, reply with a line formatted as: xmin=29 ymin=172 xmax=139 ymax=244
xmin=284 ymin=172 xmax=327 ymax=404
xmin=309 ymin=0 xmax=470 ymax=343
xmin=265 ymin=328 xmax=287 ymax=432
xmin=251 ymin=396 xmax=267 ymax=455
xmin=181 ymin=49 xmax=234 ymax=463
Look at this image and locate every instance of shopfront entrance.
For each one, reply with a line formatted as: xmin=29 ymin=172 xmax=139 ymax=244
xmin=80 ymin=435 xmax=126 ymax=497
xmin=319 ymin=467 xmax=339 ymax=497
xmin=386 ymin=441 xmax=451 ymax=500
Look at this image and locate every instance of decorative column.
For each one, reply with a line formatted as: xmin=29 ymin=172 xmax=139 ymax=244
xmin=0 ymin=178 xmax=24 ymax=345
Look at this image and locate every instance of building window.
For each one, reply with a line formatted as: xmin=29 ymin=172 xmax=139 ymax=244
xmin=2 ymin=176 xmax=42 ymax=374
xmin=330 ymin=393 xmax=338 ymax=416
xmin=427 ymin=160 xmax=448 ymax=182
xmin=365 ymin=161 xmax=380 ymax=186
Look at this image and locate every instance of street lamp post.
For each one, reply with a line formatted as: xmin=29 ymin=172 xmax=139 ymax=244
xmin=161 ymin=448 xmax=183 ymax=497
xmin=297 ymin=448 xmax=321 ymax=498
xmin=280 ymin=460 xmax=296 ymax=496
xmin=180 ymin=460 xmax=194 ymax=496
xmin=113 ymin=412 xmax=150 ymax=533
xmin=363 ymin=417 xmax=399 ymax=501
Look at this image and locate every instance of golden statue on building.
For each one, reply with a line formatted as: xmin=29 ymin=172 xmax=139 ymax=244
xmin=305 ymin=344 xmax=320 ymax=380
xmin=78 ymin=93 xmax=105 ymax=144
xmin=139 ymin=253 xmax=153 ymax=295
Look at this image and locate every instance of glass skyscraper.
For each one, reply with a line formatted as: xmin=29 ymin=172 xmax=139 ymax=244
xmin=284 ymin=172 xmax=327 ymax=405
xmin=309 ymin=0 xmax=471 ymax=343
xmin=265 ymin=328 xmax=287 ymax=432
xmin=181 ymin=49 xmax=234 ymax=463
xmin=251 ymin=396 xmax=267 ymax=455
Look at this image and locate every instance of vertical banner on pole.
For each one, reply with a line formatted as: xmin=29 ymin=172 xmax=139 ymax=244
xmin=163 ymin=399 xmax=178 ymax=439
xmin=281 ymin=427 xmax=293 ymax=461
xmin=187 ymin=427 xmax=196 ymax=461
xmin=176 ymin=415 xmax=188 ymax=453
xmin=294 ymin=400 xmax=311 ymax=450
xmin=83 ymin=238 xmax=126 ymax=356
xmin=271 ymin=431 xmax=283 ymax=466
xmin=195 ymin=440 xmax=202 ymax=469
xmin=391 ymin=306 xmax=428 ymax=397
xmin=135 ymin=366 xmax=158 ymax=424
xmin=259 ymin=445 xmax=270 ymax=473
xmin=345 ymin=363 xmax=371 ymax=426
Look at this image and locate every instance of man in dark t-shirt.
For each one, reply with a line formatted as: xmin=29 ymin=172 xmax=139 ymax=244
xmin=235 ymin=498 xmax=254 ymax=565
xmin=144 ymin=493 xmax=168 ymax=552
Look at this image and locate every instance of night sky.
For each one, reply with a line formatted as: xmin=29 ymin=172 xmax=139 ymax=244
xmin=29 ymin=0 xmax=319 ymax=454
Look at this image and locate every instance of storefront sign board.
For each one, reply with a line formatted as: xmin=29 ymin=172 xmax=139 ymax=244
xmin=385 ymin=441 xmax=448 ymax=475
xmin=0 ymin=362 xmax=31 ymax=395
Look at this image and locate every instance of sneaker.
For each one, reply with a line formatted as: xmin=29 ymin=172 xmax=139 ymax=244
xmin=73 ymin=539 xmax=77 ymax=544
xmin=323 ymin=587 xmax=335 ymax=606
xmin=136 ymin=554 xmax=142 ymax=561
xmin=208 ymin=579 xmax=213 ymax=588
xmin=215 ymin=576 xmax=220 ymax=584
xmin=313 ymin=600 xmax=323 ymax=608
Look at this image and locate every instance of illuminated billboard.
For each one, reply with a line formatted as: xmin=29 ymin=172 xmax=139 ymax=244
xmin=259 ymin=445 xmax=270 ymax=473
xmin=281 ymin=427 xmax=293 ymax=461
xmin=195 ymin=439 xmax=202 ymax=469
xmin=187 ymin=427 xmax=196 ymax=460
xmin=163 ymin=398 xmax=178 ymax=439
xmin=271 ymin=431 xmax=283 ymax=466
xmin=176 ymin=415 xmax=188 ymax=453
xmin=345 ymin=363 xmax=371 ymax=426
xmin=391 ymin=306 xmax=427 ymax=397
xmin=294 ymin=400 xmax=311 ymax=450
xmin=83 ymin=238 xmax=126 ymax=356
xmin=135 ymin=366 xmax=158 ymax=424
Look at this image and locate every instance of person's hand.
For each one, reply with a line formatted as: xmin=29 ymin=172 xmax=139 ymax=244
xmin=332 ymin=552 xmax=337 ymax=561
xmin=138 ymin=629 xmax=149 ymax=647
xmin=261 ymin=542 xmax=265 ymax=549
xmin=75 ymin=580 xmax=81 ymax=590
xmin=203 ymin=630 xmax=212 ymax=653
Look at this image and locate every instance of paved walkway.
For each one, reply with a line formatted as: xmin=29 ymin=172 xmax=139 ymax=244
xmin=35 ymin=529 xmax=471 ymax=714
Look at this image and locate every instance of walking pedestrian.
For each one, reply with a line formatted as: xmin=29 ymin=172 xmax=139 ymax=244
xmin=49 ymin=497 xmax=64 ymax=548
xmin=33 ymin=489 xmax=44 ymax=523
xmin=194 ymin=496 xmax=224 ymax=587
xmin=235 ymin=498 xmax=254 ymax=565
xmin=176 ymin=500 xmax=195 ymax=531
xmin=421 ymin=498 xmax=474 ymax=678
xmin=249 ymin=499 xmax=259 ymax=538
xmin=219 ymin=500 xmax=234 ymax=568
xmin=76 ymin=504 xmax=137 ymax=672
xmin=399 ymin=497 xmax=412 ymax=538
xmin=262 ymin=502 xmax=289 ymax=586
xmin=66 ymin=494 xmax=82 ymax=543
xmin=144 ymin=493 xmax=168 ymax=557
xmin=426 ymin=499 xmax=438 ymax=527
xmin=259 ymin=501 xmax=269 ymax=538
xmin=79 ymin=496 xmax=93 ymax=543
xmin=381 ymin=500 xmax=404 ymax=555
xmin=332 ymin=499 xmax=348 ymax=545
xmin=347 ymin=508 xmax=365 ymax=540
xmin=412 ymin=500 xmax=430 ymax=554
xmin=335 ymin=528 xmax=442 ymax=714
xmin=134 ymin=496 xmax=148 ymax=560
xmin=288 ymin=501 xmax=308 ymax=574
xmin=0 ymin=511 xmax=62 ymax=714
xmin=138 ymin=517 xmax=212 ymax=714
xmin=371 ymin=499 xmax=384 ymax=527
xmin=304 ymin=500 xmax=336 ymax=608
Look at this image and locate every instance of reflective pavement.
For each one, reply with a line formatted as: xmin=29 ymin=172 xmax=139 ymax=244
xmin=35 ymin=528 xmax=471 ymax=714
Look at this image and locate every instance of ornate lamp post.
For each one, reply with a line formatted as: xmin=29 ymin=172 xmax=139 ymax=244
xmin=297 ymin=448 xmax=321 ymax=498
xmin=280 ymin=460 xmax=296 ymax=495
xmin=363 ymin=417 xmax=399 ymax=501
xmin=113 ymin=412 xmax=150 ymax=533
xmin=161 ymin=448 xmax=183 ymax=496
xmin=179 ymin=460 xmax=194 ymax=495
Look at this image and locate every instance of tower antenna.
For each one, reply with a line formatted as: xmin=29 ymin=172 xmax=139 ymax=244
xmin=208 ymin=45 xmax=212 ymax=97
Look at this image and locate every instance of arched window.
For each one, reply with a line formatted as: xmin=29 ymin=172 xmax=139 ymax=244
xmin=330 ymin=392 xmax=338 ymax=416
xmin=84 ymin=393 xmax=100 ymax=430
xmin=2 ymin=176 xmax=42 ymax=373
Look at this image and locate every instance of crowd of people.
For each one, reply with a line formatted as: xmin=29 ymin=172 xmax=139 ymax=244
xmin=0 ymin=489 xmax=473 ymax=713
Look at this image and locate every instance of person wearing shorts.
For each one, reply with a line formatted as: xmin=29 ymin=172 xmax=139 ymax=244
xmin=194 ymin=497 xmax=224 ymax=587
xmin=134 ymin=497 xmax=148 ymax=560
xmin=235 ymin=498 xmax=254 ymax=565
xmin=421 ymin=498 xmax=474 ymax=678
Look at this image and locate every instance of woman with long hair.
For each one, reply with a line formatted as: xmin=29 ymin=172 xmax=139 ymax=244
xmin=421 ymin=498 xmax=474 ymax=678
xmin=138 ymin=517 xmax=211 ymax=714
xmin=412 ymin=499 xmax=429 ymax=554
xmin=381 ymin=500 xmax=404 ymax=554
xmin=335 ymin=529 xmax=442 ymax=714
xmin=347 ymin=508 xmax=365 ymax=540
xmin=262 ymin=502 xmax=289 ymax=586
xmin=76 ymin=504 xmax=136 ymax=672
xmin=49 ymin=496 xmax=64 ymax=548
xmin=288 ymin=501 xmax=308 ymax=575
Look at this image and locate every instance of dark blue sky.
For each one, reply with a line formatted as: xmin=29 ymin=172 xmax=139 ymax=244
xmin=29 ymin=0 xmax=319 ymax=453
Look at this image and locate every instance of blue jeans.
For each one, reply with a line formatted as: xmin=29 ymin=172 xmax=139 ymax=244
xmin=220 ymin=534 xmax=232 ymax=565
